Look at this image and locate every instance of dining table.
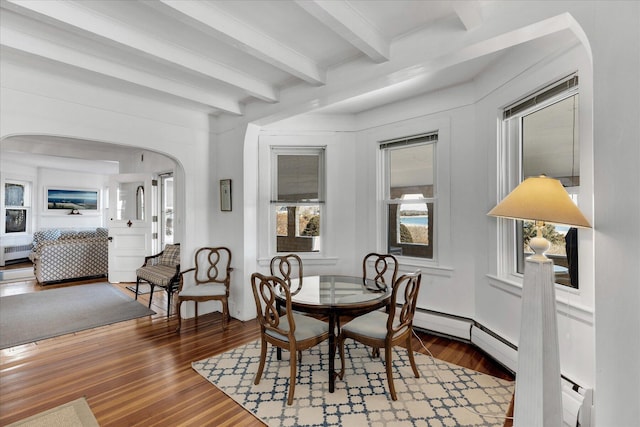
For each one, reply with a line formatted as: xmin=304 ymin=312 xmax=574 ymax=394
xmin=274 ymin=274 xmax=392 ymax=393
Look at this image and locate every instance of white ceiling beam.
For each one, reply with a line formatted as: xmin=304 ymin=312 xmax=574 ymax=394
xmin=452 ymin=1 xmax=484 ymax=31
xmin=295 ymin=0 xmax=389 ymax=63
xmin=3 ymin=0 xmax=277 ymax=102
xmin=155 ymin=0 xmax=325 ymax=86
xmin=0 ymin=27 xmax=243 ymax=115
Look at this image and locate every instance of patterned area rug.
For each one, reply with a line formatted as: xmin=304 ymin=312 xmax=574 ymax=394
xmin=193 ymin=339 xmax=514 ymax=426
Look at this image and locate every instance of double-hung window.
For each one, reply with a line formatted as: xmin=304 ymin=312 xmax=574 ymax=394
xmin=271 ymin=147 xmax=325 ymax=253
xmin=3 ymin=180 xmax=31 ymax=234
xmin=502 ymin=74 xmax=581 ymax=287
xmin=381 ymin=133 xmax=437 ymax=259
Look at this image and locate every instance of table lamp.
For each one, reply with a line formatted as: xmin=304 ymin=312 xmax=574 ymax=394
xmin=488 ymin=175 xmax=591 ymax=426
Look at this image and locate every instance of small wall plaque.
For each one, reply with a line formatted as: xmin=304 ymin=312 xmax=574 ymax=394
xmin=220 ymin=179 xmax=232 ymax=211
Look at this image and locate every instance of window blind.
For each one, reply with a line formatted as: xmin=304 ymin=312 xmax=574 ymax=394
xmin=503 ymin=74 xmax=578 ymax=119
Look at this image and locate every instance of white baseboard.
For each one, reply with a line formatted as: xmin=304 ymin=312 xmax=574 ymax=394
xmin=413 ymin=310 xmax=472 ymax=340
xmin=471 ymin=326 xmax=518 ymax=372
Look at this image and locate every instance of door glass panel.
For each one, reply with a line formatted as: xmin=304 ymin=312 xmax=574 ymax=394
xmin=116 ymin=181 xmax=143 ymax=221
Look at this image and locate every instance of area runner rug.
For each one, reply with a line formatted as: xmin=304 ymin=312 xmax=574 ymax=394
xmin=0 ymin=283 xmax=155 ymax=349
xmin=193 ymin=339 xmax=514 ymax=426
xmin=125 ymin=283 xmax=160 ymax=295
xmin=6 ymin=397 xmax=99 ymax=427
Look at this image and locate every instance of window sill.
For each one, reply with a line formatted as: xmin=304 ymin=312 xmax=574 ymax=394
xmin=397 ymin=258 xmax=453 ymax=278
xmin=486 ymin=274 xmax=593 ymax=325
xmin=258 ymin=255 xmax=339 ymax=267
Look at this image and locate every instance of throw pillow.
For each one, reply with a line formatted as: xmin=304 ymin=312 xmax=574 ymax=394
xmin=159 ymin=244 xmax=180 ymax=267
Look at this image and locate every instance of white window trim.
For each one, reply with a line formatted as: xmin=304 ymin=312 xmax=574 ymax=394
xmin=497 ymin=82 xmax=581 ymax=286
xmin=1 ymin=176 xmax=33 ymax=235
xmin=268 ymin=145 xmax=326 ymax=258
xmin=375 ymin=118 xmax=452 ymax=270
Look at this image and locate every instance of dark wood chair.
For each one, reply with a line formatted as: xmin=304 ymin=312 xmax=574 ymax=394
xmin=363 ymin=252 xmax=399 ymax=286
xmin=270 ymin=253 xmax=303 ymax=294
xmin=135 ymin=243 xmax=180 ymax=317
xmin=251 ymin=272 xmax=329 ymax=405
xmin=175 ymin=247 xmax=232 ymax=332
xmin=338 ymin=270 xmax=422 ymax=400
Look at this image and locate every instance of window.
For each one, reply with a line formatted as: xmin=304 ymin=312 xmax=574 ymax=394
xmin=502 ymin=74 xmax=580 ymax=287
xmin=160 ymin=173 xmax=174 ymax=246
xmin=3 ymin=180 xmax=31 ymax=234
xmin=381 ymin=133 xmax=437 ymax=259
xmin=271 ymin=147 xmax=325 ymax=253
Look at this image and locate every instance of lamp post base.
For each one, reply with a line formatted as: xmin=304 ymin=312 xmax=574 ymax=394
xmin=513 ymin=255 xmax=563 ymax=426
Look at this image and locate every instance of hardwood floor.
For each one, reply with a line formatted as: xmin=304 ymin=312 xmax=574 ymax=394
xmin=0 ymin=275 xmax=514 ymax=426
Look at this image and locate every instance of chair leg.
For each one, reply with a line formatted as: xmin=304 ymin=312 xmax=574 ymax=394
xmin=338 ymin=335 xmax=346 ymax=380
xmin=148 ymin=284 xmax=155 ymax=308
xmin=406 ymin=334 xmax=419 ymax=378
xmin=166 ymin=289 xmax=172 ymax=318
xmin=287 ymin=346 xmax=297 ymax=405
xmin=222 ymin=298 xmax=230 ymax=330
xmin=175 ymin=299 xmax=182 ymax=333
xmin=254 ymin=338 xmax=268 ymax=385
xmin=385 ymin=344 xmax=397 ymax=401
xmin=135 ymin=278 xmax=141 ymax=300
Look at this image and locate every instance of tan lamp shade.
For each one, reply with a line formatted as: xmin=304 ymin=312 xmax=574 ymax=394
xmin=488 ymin=175 xmax=591 ymax=228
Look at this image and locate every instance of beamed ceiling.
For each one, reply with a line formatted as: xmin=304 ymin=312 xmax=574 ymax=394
xmin=0 ymin=0 xmax=497 ymax=119
xmin=1 ymin=0 xmax=581 ymax=160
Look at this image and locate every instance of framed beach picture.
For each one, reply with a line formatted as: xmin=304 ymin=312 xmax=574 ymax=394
xmin=46 ymin=188 xmax=99 ymax=212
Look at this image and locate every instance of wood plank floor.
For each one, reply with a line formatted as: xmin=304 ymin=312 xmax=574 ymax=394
xmin=0 ymin=273 xmax=514 ymax=426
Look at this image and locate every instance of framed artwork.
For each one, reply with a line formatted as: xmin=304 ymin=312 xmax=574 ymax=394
xmin=46 ymin=188 xmax=99 ymax=212
xmin=220 ymin=179 xmax=232 ymax=211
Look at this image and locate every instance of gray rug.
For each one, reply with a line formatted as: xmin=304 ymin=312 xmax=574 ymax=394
xmin=0 ymin=283 xmax=155 ymax=349
xmin=125 ymin=284 xmax=159 ymax=295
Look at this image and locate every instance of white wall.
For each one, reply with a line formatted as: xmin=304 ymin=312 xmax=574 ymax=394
xmin=0 ymin=59 xmax=214 ymax=270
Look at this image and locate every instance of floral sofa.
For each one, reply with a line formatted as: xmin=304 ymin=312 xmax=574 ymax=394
xmin=29 ymin=228 xmax=109 ymax=284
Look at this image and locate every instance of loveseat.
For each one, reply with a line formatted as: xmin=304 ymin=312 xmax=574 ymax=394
xmin=29 ymin=228 xmax=109 ymax=284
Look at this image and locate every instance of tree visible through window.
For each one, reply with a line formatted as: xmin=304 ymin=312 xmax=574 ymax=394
xmin=504 ymin=75 xmax=580 ymax=287
xmin=272 ymin=149 xmax=324 ymax=253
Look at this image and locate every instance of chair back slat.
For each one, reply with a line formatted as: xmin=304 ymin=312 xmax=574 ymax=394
xmin=251 ymin=273 xmax=295 ymax=339
xmin=387 ymin=271 xmax=422 ymax=336
xmin=270 ymin=254 xmax=302 ymax=286
xmin=270 ymin=254 xmax=303 ymax=294
xmin=193 ymin=247 xmax=232 ymax=287
xmin=363 ymin=252 xmax=398 ymax=285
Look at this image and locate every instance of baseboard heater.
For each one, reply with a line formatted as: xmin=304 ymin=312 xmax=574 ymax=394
xmin=0 ymin=244 xmax=32 ymax=267
xmin=412 ymin=308 xmax=593 ymax=427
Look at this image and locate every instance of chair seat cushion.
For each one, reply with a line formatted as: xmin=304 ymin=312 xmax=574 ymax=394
xmin=136 ymin=265 xmax=177 ymax=286
xmin=178 ymin=283 xmax=226 ymax=297
xmin=342 ymin=310 xmax=406 ymax=340
xmin=266 ymin=313 xmax=328 ymax=342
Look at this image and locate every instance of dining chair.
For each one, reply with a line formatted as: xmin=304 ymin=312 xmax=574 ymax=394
xmin=135 ymin=243 xmax=180 ymax=317
xmin=175 ymin=247 xmax=232 ymax=332
xmin=251 ymin=272 xmax=330 ymax=405
xmin=362 ymin=252 xmax=399 ymax=286
xmin=270 ymin=254 xmax=303 ymax=294
xmin=338 ymin=270 xmax=422 ymax=401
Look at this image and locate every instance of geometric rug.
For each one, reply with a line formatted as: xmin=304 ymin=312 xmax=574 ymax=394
xmin=0 ymin=283 xmax=155 ymax=349
xmin=192 ymin=339 xmax=514 ymax=426
xmin=5 ymin=397 xmax=99 ymax=427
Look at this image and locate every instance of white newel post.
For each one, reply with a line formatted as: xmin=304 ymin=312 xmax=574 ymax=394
xmin=514 ymin=257 xmax=563 ymax=426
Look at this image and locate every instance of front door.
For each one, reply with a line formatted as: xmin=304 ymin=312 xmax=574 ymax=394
xmin=108 ymin=173 xmax=153 ymax=283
